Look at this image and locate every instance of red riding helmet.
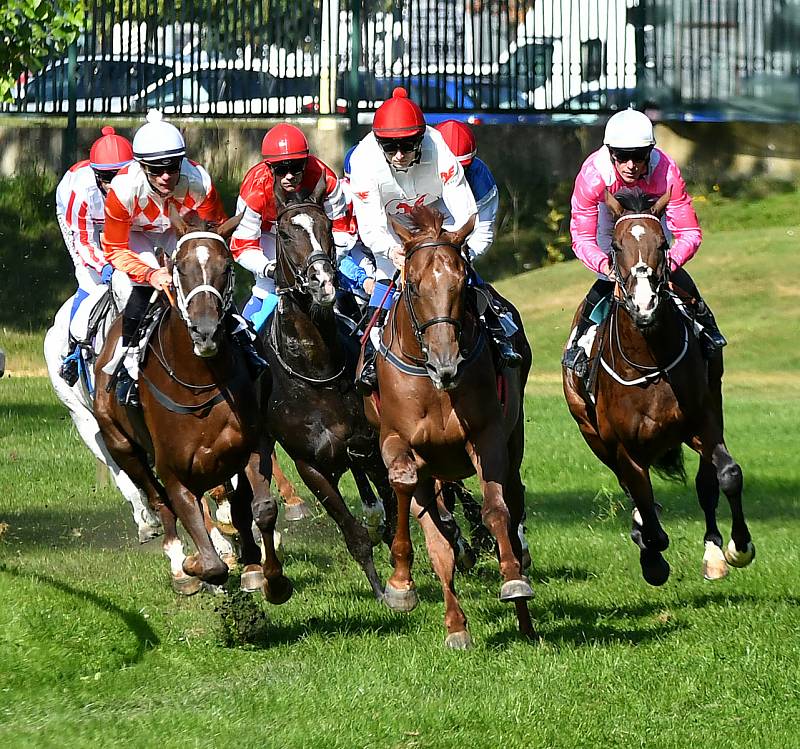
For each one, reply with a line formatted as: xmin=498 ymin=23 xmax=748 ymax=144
xmin=372 ymin=87 xmax=426 ymax=139
xmin=261 ymin=124 xmax=310 ymax=163
xmin=435 ymin=120 xmax=477 ymax=167
xmin=89 ymin=126 xmax=133 ymax=170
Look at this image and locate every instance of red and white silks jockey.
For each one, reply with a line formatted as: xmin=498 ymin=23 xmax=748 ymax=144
xmin=231 ymin=123 xmax=349 ymax=333
xmin=563 ymin=108 xmax=727 ymax=375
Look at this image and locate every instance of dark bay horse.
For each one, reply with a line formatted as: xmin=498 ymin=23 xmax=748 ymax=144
xmin=563 ymin=187 xmax=755 ymax=585
xmin=94 ymin=216 xmax=291 ymax=602
xmin=365 ymin=205 xmax=534 ymax=648
xmin=262 ymin=176 xmax=396 ymax=601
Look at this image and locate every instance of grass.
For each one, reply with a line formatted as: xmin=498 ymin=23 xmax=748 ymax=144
xmin=1 ymin=190 xmax=800 ymax=747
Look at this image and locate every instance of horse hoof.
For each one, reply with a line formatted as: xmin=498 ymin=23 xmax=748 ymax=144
xmin=240 ymin=564 xmax=266 ymax=593
xmin=703 ymin=541 xmax=729 ymax=581
xmin=222 ymin=553 xmax=239 ymax=571
xmin=724 ymin=539 xmax=756 ymax=568
xmin=455 ymin=538 xmax=476 ymax=573
xmin=171 ymin=574 xmax=203 ymax=596
xmin=137 ymin=524 xmax=163 ymax=543
xmin=284 ymin=501 xmax=313 ymax=522
xmin=499 ymin=578 xmax=533 ymax=602
xmin=263 ymin=575 xmax=293 ymax=605
xmin=445 ymin=630 xmax=472 ymax=650
xmin=640 ymin=549 xmax=670 ymax=586
xmin=384 ymin=583 xmax=418 ymax=612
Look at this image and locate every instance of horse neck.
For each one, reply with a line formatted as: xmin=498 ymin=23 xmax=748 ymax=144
xmin=274 ymin=293 xmax=343 ymax=376
xmin=157 ymin=307 xmax=233 ymax=382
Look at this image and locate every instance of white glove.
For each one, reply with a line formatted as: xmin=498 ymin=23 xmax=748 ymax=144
xmin=388 ymin=245 xmax=406 ymax=270
xmin=259 ymin=258 xmax=277 ymax=279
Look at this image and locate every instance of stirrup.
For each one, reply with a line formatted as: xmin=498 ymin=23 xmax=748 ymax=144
xmin=59 ymin=352 xmax=80 ymax=387
xmin=562 ymin=345 xmax=588 ymax=377
xmin=355 ymin=358 xmax=378 ymax=395
xmin=116 ymin=372 xmax=140 ymax=408
xmin=496 ymin=337 xmax=522 ymax=369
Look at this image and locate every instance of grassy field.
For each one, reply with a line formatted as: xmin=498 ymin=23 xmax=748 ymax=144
xmin=1 ymin=192 xmax=799 ymax=748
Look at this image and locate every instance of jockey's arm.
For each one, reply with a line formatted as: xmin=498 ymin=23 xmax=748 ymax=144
xmin=570 ymin=167 xmax=613 ymax=276
xmin=438 ymin=150 xmax=478 ymax=233
xmin=230 ymin=196 xmax=273 ymax=278
xmin=337 ymin=253 xmax=370 ymax=292
xmin=101 ymin=190 xmax=159 ymax=285
xmin=349 ymin=170 xmax=398 ymax=259
xmin=663 ymin=164 xmax=702 ymax=272
xmin=322 ymin=174 xmax=356 ymax=254
xmin=69 ymin=197 xmax=108 ymax=273
xmin=465 ymin=184 xmax=499 ymax=260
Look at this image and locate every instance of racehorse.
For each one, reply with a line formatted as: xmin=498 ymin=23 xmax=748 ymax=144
xmin=262 ymin=176 xmax=396 ymax=602
xmin=94 ymin=215 xmax=291 ymax=601
xmin=365 ymin=205 xmax=534 ymax=648
xmin=562 ymin=187 xmax=755 ymax=585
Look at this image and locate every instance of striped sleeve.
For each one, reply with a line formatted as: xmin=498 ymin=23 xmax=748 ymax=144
xmin=101 ymin=190 xmax=154 ymax=285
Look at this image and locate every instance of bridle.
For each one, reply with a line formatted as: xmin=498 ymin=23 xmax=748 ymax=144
xmin=609 ymin=213 xmax=670 ymax=315
xmin=172 ymin=230 xmax=234 ymax=326
xmin=274 ymin=201 xmax=334 ymax=296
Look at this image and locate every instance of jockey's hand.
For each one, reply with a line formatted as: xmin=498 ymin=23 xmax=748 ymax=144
xmin=363 ymin=278 xmax=376 ymax=296
xmin=261 ymin=258 xmax=277 ymax=279
xmin=148 ymin=267 xmax=172 ymax=291
xmin=388 ymin=245 xmax=406 ymax=270
xmin=100 ymin=263 xmax=114 ymax=285
xmin=600 ymin=257 xmax=617 ymax=282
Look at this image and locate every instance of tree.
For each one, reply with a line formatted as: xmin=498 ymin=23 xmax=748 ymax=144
xmin=0 ymin=0 xmax=85 ymax=102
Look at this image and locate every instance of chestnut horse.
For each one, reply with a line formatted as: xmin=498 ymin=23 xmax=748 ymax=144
xmin=365 ymin=206 xmax=534 ymax=648
xmin=261 ymin=177 xmax=396 ymax=601
xmin=94 ymin=217 xmax=291 ymax=602
xmin=563 ymin=187 xmax=755 ymax=585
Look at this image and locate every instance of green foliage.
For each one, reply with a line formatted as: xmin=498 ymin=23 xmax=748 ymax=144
xmin=0 ymin=0 xmax=85 ymax=102
xmin=216 ymin=581 xmax=271 ymax=647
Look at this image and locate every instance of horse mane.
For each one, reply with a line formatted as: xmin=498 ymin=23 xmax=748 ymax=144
xmin=613 ymin=187 xmax=655 ymax=213
xmin=409 ymin=204 xmax=444 ymax=237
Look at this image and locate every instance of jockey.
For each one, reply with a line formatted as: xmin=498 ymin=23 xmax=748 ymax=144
xmin=231 ymin=123 xmax=349 ymax=333
xmin=348 ymin=88 xmax=517 ymax=393
xmin=55 ymin=126 xmax=133 ymax=385
xmin=101 ymin=110 xmax=264 ymax=407
xmin=563 ymin=108 xmax=727 ymax=375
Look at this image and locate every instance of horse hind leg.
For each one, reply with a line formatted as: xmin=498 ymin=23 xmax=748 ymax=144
xmin=273 ymin=451 xmax=313 ymax=521
xmin=200 ymin=495 xmax=237 ymax=571
xmin=695 ymin=457 xmax=728 ymax=580
xmin=351 ymin=465 xmax=386 ymax=546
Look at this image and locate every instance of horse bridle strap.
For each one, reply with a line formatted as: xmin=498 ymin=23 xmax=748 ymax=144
xmin=613 ymin=213 xmax=662 ymax=227
xmin=176 ymin=230 xmax=229 ymax=250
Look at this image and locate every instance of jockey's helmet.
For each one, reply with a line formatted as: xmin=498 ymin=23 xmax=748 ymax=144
xmin=603 ymin=109 xmax=656 ymax=149
xmin=89 ymin=126 xmax=133 ymax=172
xmin=435 ymin=120 xmax=476 ymax=167
xmin=372 ymin=87 xmax=426 ymax=139
xmin=261 ymin=124 xmax=310 ymax=164
xmin=132 ymin=110 xmax=186 ymax=165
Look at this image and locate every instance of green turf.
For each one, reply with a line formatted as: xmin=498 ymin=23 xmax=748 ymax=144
xmin=1 ymin=192 xmax=799 ymax=747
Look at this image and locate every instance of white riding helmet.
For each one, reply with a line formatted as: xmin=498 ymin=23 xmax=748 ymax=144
xmin=603 ymin=109 xmax=656 ymax=149
xmin=132 ymin=110 xmax=186 ymax=163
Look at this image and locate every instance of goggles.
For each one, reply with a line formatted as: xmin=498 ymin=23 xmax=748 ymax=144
xmin=141 ymin=157 xmax=183 ymax=176
xmin=93 ymin=169 xmax=120 ymax=183
xmin=270 ymin=158 xmax=307 ymax=177
xmin=378 ymin=137 xmax=422 ymax=155
xmin=609 ymin=146 xmax=652 ymax=164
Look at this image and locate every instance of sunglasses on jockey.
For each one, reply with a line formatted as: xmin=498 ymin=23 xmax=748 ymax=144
xmin=377 ymin=136 xmax=423 ymax=155
xmin=93 ymin=168 xmax=121 ymax=184
xmin=270 ymin=158 xmax=307 ymax=177
xmin=609 ymin=146 xmax=653 ymax=164
xmin=141 ymin=157 xmax=183 ymax=176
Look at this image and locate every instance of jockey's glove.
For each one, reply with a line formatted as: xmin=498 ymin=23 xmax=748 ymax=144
xmin=101 ymin=264 xmax=114 ymax=284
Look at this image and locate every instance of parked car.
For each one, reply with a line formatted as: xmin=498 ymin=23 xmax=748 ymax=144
xmin=14 ymin=55 xmax=173 ymax=114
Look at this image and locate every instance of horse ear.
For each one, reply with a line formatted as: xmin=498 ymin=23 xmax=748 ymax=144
xmin=390 ymin=217 xmax=414 ymax=246
xmin=215 ymin=213 xmax=243 ymax=242
xmin=605 ymin=189 xmax=625 ymax=220
xmin=169 ymin=204 xmax=189 ymax=237
xmin=451 ymin=214 xmax=477 ymax=247
xmin=651 ymin=187 xmax=672 ymax=218
xmin=309 ymin=172 xmax=327 ymax=204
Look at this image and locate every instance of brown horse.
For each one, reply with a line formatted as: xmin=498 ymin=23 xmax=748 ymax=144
xmin=94 ymin=217 xmax=291 ymax=602
xmin=563 ymin=187 xmax=755 ymax=585
xmin=365 ymin=205 xmax=534 ymax=648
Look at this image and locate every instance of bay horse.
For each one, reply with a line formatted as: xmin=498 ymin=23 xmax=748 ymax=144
xmin=262 ymin=176 xmax=396 ymax=601
xmin=365 ymin=205 xmax=534 ymax=648
xmin=94 ymin=215 xmax=291 ymax=602
xmin=563 ymin=187 xmax=755 ymax=585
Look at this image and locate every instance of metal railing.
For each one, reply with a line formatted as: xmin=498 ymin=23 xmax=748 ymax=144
xmin=3 ymin=0 xmax=800 ymax=120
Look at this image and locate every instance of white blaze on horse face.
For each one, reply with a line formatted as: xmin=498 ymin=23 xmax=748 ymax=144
xmin=631 ymin=259 xmax=657 ymax=316
xmin=291 ymin=212 xmax=335 ymax=294
xmin=630 ymin=224 xmax=646 ymax=242
xmin=195 ymin=245 xmax=210 ymax=285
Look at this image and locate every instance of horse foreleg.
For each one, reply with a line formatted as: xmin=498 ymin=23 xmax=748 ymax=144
xmin=411 ymin=488 xmax=470 ymax=649
xmin=359 ymin=449 xmax=398 ymax=550
xmin=694 ymin=456 xmax=728 ymax=580
xmin=294 ymin=458 xmax=384 ymax=601
xmin=351 ymin=466 xmax=385 ymax=546
xmin=273 ymin=451 xmax=312 ymax=521
xmin=199 ymin=495 xmax=236 ymax=570
xmin=382 ymin=435 xmax=419 ymax=612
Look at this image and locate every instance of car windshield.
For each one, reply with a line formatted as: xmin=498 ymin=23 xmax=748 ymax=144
xmin=145 ymin=68 xmax=279 ymax=108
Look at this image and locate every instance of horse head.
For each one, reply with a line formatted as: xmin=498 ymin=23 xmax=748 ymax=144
xmin=390 ymin=205 xmax=476 ymax=390
xmin=273 ymin=175 xmax=337 ymax=307
xmin=605 ymin=187 xmax=672 ymax=329
xmin=168 ymin=208 xmax=241 ymax=357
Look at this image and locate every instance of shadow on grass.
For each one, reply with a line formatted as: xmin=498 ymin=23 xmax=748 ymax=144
xmin=0 ymin=562 xmax=160 ymax=663
xmin=1 ymin=399 xmax=70 ymax=422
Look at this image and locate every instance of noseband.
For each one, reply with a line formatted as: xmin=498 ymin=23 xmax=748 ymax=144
xmin=172 ymin=231 xmax=235 ymax=323
xmin=275 ymin=201 xmax=334 ymax=295
xmin=610 ymin=213 xmax=670 ymax=312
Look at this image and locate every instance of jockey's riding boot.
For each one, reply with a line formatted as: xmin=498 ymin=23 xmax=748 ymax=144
xmin=482 ymin=302 xmax=522 ymax=369
xmin=356 ymin=340 xmax=378 ymax=395
xmin=562 ymin=308 xmax=593 ymax=377
xmin=694 ymin=300 xmax=727 ymax=356
xmin=116 ymin=370 xmax=140 ymax=408
xmin=233 ymin=328 xmax=269 ymax=380
xmin=59 ymin=337 xmax=80 ymax=387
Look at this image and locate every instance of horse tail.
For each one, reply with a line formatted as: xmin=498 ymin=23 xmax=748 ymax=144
xmin=652 ymin=446 xmax=687 ymax=484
